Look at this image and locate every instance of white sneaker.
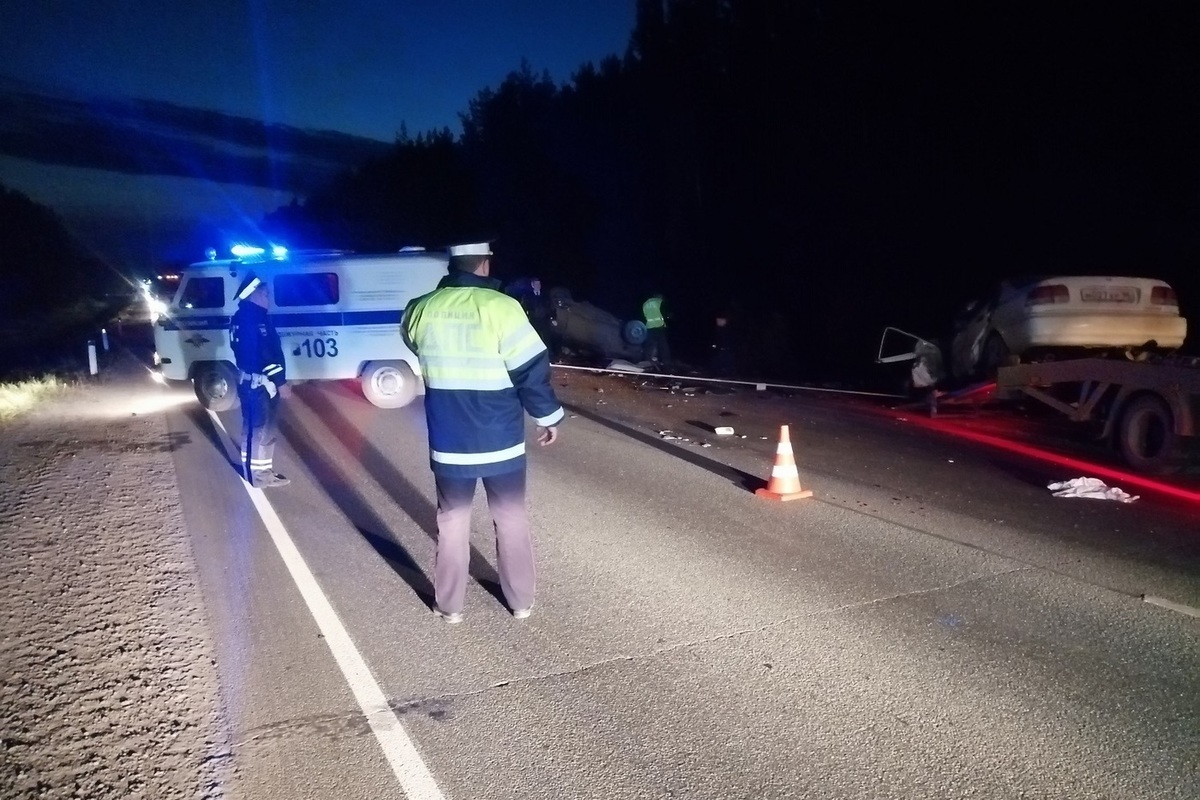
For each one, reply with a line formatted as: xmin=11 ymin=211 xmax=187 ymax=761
xmin=512 ymin=606 xmax=533 ymax=620
xmin=433 ymin=607 xmax=464 ymax=624
xmin=251 ymin=470 xmax=290 ymax=488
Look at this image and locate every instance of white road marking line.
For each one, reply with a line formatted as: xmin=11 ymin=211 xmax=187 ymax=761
xmin=1143 ymin=595 xmax=1200 ymax=619
xmin=209 ymin=411 xmax=446 ymax=800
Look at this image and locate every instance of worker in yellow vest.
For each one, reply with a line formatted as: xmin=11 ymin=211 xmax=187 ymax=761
xmin=642 ymin=292 xmax=672 ymax=368
xmin=403 ymin=242 xmax=564 ymax=624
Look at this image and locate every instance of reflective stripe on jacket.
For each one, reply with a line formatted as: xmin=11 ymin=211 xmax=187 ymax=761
xmin=642 ymin=295 xmax=665 ymax=329
xmin=403 ymin=270 xmax=564 ymax=478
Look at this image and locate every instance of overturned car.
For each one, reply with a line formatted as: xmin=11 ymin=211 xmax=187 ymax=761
xmin=548 ymin=287 xmax=647 ymax=362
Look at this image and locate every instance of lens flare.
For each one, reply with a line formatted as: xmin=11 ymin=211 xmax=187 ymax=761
xmin=889 ymin=408 xmax=1200 ymax=504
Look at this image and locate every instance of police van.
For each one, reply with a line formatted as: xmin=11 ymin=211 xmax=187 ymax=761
xmin=153 ymin=246 xmax=448 ymax=411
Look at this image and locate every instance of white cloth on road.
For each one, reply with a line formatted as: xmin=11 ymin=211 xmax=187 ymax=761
xmin=1047 ymin=477 xmax=1139 ymax=503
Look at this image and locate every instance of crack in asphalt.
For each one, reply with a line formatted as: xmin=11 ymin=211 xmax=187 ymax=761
xmin=253 ymin=567 xmax=1034 ymax=743
xmin=817 ymin=497 xmax=1146 ymax=601
xmin=228 ymin=562 xmax=1144 ymax=749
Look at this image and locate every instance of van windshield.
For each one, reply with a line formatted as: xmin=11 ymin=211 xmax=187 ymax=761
xmin=178 ymin=277 xmax=226 ymax=309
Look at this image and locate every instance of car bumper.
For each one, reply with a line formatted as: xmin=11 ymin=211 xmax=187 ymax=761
xmin=1006 ymin=313 xmax=1188 ymax=351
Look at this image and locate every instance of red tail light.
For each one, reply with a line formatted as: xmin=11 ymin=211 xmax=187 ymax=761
xmin=1026 ymin=284 xmax=1069 ymax=305
xmin=1150 ymin=286 xmax=1178 ymax=306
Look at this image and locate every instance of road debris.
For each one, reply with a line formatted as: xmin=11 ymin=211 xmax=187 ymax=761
xmin=1047 ymin=477 xmax=1139 ymax=503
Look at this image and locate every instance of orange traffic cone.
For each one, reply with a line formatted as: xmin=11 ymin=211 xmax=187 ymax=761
xmin=756 ymin=424 xmax=813 ymax=501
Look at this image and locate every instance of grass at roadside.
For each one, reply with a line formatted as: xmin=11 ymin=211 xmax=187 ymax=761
xmin=0 ymin=375 xmax=69 ymax=422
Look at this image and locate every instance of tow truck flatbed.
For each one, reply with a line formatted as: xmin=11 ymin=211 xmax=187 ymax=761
xmin=991 ymin=356 xmax=1200 ymax=473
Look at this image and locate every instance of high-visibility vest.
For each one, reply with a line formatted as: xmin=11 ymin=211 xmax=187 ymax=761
xmin=643 ymin=295 xmax=665 ymax=329
xmin=403 ymin=270 xmax=564 ymax=477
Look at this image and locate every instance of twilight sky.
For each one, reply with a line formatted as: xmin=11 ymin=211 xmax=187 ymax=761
xmin=0 ymin=1 xmax=637 ymax=268
xmin=0 ymin=0 xmax=637 ymax=142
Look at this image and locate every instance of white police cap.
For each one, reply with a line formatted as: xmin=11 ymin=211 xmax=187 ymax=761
xmin=235 ymin=273 xmax=263 ymax=300
xmin=448 ymin=241 xmax=492 ymax=257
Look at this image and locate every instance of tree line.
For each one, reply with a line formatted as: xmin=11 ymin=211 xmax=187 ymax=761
xmin=15 ymin=1 xmax=1195 ymax=382
xmin=0 ymin=184 xmax=126 ymax=374
xmin=263 ymin=1 xmax=1200 ymax=378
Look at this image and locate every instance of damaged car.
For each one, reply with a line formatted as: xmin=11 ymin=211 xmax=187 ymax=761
xmin=949 ymin=275 xmax=1188 ymax=380
xmin=549 ymin=287 xmax=647 ymax=362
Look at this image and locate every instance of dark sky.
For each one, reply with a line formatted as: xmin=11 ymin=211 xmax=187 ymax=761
xmin=0 ymin=1 xmax=636 ymax=141
xmin=0 ymin=1 xmax=637 ymax=268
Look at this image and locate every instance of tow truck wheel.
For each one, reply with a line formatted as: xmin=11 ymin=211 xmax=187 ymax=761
xmin=1116 ymin=394 xmax=1182 ymax=474
xmin=361 ymin=360 xmax=418 ymax=409
xmin=193 ymin=363 xmax=239 ymax=412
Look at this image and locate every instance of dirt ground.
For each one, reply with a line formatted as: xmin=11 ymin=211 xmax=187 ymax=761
xmin=0 ymin=350 xmax=227 ymax=799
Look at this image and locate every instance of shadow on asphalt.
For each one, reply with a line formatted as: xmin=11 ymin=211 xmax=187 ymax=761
xmin=286 ymin=384 xmax=509 ymax=609
xmin=565 ymin=401 xmax=766 ymax=493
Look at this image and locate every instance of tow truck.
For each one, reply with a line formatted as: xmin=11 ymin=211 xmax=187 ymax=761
xmin=877 ymin=327 xmax=1200 ymax=474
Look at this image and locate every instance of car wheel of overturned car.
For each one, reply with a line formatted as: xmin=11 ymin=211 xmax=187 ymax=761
xmin=622 ymin=319 xmax=648 ymax=346
xmin=1116 ymin=394 xmax=1182 ymax=474
xmin=192 ymin=362 xmax=240 ymax=412
xmin=979 ymin=332 xmax=1014 ymax=378
xmin=360 ymin=360 xmax=418 ymax=408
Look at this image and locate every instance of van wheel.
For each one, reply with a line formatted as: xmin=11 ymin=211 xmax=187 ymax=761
xmin=361 ymin=361 xmax=418 ymax=408
xmin=1116 ymin=394 xmax=1182 ymax=474
xmin=193 ymin=363 xmax=239 ymax=412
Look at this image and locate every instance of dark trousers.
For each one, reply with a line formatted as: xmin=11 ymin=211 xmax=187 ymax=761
xmin=238 ymin=385 xmax=280 ymax=473
xmin=711 ymin=346 xmax=736 ymax=377
xmin=531 ymin=317 xmax=560 ymax=358
xmin=646 ymin=327 xmax=671 ymax=365
xmin=433 ymin=469 xmax=535 ymax=614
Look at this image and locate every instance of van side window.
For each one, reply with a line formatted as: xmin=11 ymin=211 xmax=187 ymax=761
xmin=275 ymin=273 xmax=339 ymax=306
xmin=178 ymin=277 xmax=226 ymax=309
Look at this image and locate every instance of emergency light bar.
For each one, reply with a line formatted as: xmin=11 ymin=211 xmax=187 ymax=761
xmin=229 ymin=243 xmax=288 ymax=260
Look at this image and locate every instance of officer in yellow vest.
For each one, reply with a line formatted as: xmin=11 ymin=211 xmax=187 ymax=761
xmin=642 ymin=291 xmax=672 ymax=368
xmin=403 ymin=242 xmax=564 ymax=624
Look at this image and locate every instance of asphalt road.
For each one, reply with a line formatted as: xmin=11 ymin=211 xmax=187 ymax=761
xmin=162 ymin=368 xmax=1200 ymax=800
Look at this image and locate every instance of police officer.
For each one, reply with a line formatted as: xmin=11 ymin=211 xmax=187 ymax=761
xmin=642 ymin=291 xmax=672 ymax=368
xmin=403 ymin=242 xmax=564 ymax=624
xmin=229 ymin=272 xmax=289 ymax=488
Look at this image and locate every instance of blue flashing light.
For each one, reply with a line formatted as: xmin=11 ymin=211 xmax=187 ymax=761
xmin=231 ymin=244 xmax=264 ymax=258
xmin=271 ymin=245 xmax=288 ymax=259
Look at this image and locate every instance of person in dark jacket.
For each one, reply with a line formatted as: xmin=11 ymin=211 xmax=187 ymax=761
xmin=506 ymin=276 xmax=560 ymax=359
xmin=229 ymin=272 xmax=289 ymax=488
xmin=403 ymin=242 xmax=564 ymax=624
xmin=710 ymin=313 xmax=737 ymax=378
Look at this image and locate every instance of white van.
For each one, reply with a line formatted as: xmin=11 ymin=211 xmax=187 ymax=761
xmin=153 ymin=248 xmax=448 ymax=411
